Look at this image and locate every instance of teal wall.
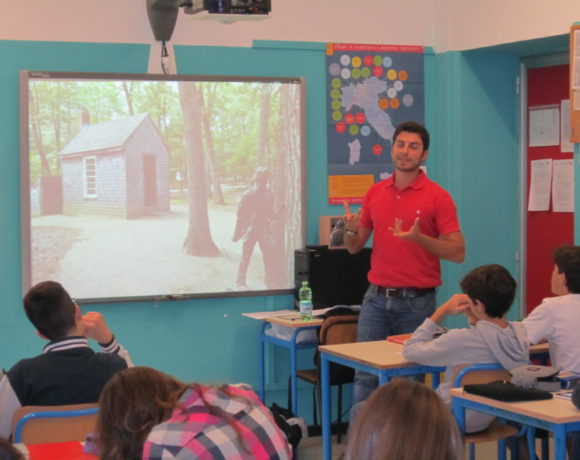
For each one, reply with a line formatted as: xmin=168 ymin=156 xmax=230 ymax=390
xmin=0 ymin=37 xmax=565 ymax=416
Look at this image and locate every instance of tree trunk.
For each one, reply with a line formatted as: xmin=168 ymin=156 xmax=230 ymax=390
xmin=178 ymin=82 xmax=220 ymax=256
xmin=201 ymin=85 xmax=225 ymax=205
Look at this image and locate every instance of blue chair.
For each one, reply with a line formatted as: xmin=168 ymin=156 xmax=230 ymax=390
xmin=453 ymin=363 xmax=522 ymax=460
xmin=12 ymin=403 xmax=99 ymax=444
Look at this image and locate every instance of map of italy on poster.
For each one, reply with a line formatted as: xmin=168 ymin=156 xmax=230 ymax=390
xmin=326 ymin=43 xmax=424 ymax=204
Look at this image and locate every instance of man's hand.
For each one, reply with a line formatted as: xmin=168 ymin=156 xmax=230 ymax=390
xmin=430 ymin=294 xmax=472 ymax=324
xmin=389 ymin=217 xmax=421 ymax=241
xmin=343 ymin=201 xmax=362 ymax=233
xmin=82 ymin=312 xmax=114 ymax=345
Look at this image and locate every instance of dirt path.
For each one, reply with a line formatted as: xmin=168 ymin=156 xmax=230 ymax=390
xmin=30 ymin=204 xmax=278 ymax=299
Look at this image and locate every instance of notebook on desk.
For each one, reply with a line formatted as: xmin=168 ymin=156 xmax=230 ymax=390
xmin=386 ymin=333 xmax=412 ymax=344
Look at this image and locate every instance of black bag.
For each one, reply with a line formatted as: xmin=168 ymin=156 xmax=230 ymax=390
xmin=269 ymin=403 xmax=302 ymax=450
xmin=464 ymin=380 xmax=553 ymax=402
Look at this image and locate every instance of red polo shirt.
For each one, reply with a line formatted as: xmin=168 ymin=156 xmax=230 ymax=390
xmin=360 ymin=171 xmax=460 ymax=288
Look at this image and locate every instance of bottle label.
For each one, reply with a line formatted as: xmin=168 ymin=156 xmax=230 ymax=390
xmin=299 ymin=300 xmax=313 ymax=315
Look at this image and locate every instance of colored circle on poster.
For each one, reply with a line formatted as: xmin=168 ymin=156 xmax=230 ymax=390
xmin=390 ymin=98 xmax=400 ymax=109
xmin=361 ymin=125 xmax=371 ymax=136
xmin=329 ymin=63 xmax=341 ymax=76
xmin=352 ymin=68 xmax=362 ymax=79
xmin=345 ymin=113 xmax=355 ymax=124
xmin=373 ymin=66 xmax=383 ymax=77
xmin=355 ymin=113 xmax=366 ymax=124
xmin=372 ymin=144 xmax=383 ymax=155
xmin=352 ymin=56 xmax=362 ymax=67
xmin=387 ymin=88 xmax=397 ymax=98
xmin=341 ymin=68 xmax=351 ymax=79
xmin=361 ymin=67 xmax=371 ymax=78
xmin=378 ymin=98 xmax=389 ymax=110
xmin=330 ymin=88 xmax=341 ymax=99
xmin=373 ymin=55 xmax=382 ymax=66
xmin=331 ymin=100 xmax=342 ymax=110
xmin=332 ymin=111 xmax=343 ymax=121
xmin=402 ymin=94 xmax=414 ymax=107
xmin=387 ymin=69 xmax=397 ymax=80
xmin=331 ymin=78 xmax=342 ymax=88
xmin=364 ymin=55 xmax=373 ymax=66
xmin=340 ymin=54 xmax=351 ymax=65
xmin=399 ymin=70 xmax=408 ymax=81
xmin=336 ymin=122 xmax=346 ymax=133
xmin=383 ymin=56 xmax=393 ymax=67
xmin=349 ymin=125 xmax=360 ymax=135
xmin=394 ymin=80 xmax=404 ymax=91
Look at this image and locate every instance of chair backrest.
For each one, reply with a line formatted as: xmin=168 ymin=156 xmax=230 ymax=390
xmin=316 ymin=315 xmax=359 ymax=384
xmin=453 ymin=363 xmax=511 ymax=388
xmin=12 ymin=403 xmax=99 ymax=444
xmin=319 ymin=314 xmax=359 ymax=346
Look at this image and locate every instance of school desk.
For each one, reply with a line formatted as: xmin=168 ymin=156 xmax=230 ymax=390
xmin=258 ymin=315 xmax=323 ymax=415
xmin=319 ymin=340 xmax=445 ymax=460
xmin=450 ymin=387 xmax=580 ymax=460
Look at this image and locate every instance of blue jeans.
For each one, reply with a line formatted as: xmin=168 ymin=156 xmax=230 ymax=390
xmin=352 ymin=284 xmax=436 ymax=405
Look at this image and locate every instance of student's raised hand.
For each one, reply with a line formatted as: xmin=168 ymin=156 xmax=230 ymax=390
xmin=440 ymin=294 xmax=472 ymax=316
xmin=389 ymin=217 xmax=421 ymax=241
xmin=343 ymin=201 xmax=362 ymax=233
xmin=82 ymin=312 xmax=114 ymax=344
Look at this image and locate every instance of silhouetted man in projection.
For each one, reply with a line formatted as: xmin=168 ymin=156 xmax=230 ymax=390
xmin=232 ymin=167 xmax=275 ymax=289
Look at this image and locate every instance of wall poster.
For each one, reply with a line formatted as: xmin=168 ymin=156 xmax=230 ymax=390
xmin=326 ymin=43 xmax=424 ymax=204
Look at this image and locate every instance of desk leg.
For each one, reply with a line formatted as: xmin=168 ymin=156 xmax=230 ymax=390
xmin=259 ymin=327 xmax=266 ymax=403
xmin=378 ymin=372 xmax=390 ymax=386
xmin=431 ymin=371 xmax=440 ymax=389
xmin=321 ymin=353 xmax=332 ymax=460
xmin=553 ymin=425 xmax=566 ymax=460
xmin=290 ymin=341 xmax=298 ymax=415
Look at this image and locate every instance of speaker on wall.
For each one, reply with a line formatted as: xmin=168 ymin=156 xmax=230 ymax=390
xmin=294 ymin=247 xmax=371 ymax=309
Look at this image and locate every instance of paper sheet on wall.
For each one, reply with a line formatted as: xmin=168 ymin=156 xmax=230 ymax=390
xmin=574 ymin=30 xmax=580 ymax=89
xmin=529 ymin=107 xmax=559 ymax=147
xmin=528 ymin=159 xmax=552 ymax=211
xmin=561 ymin=100 xmax=574 ymax=153
xmin=552 ymin=159 xmax=574 ymax=212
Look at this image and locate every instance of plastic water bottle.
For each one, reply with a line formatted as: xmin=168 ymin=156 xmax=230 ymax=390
xmin=299 ymin=281 xmax=313 ymax=321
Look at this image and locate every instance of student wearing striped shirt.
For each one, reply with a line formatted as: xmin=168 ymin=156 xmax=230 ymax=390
xmin=0 ymin=281 xmax=132 ymax=438
xmin=97 ymin=366 xmax=292 ymax=460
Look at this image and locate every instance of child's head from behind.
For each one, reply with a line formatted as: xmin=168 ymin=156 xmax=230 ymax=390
xmin=97 ymin=366 xmax=186 ymax=460
xmin=553 ymin=245 xmax=580 ymax=294
xmin=460 ymin=264 xmax=516 ymax=319
xmin=344 ymin=378 xmax=462 ymax=460
xmin=23 ymin=281 xmax=76 ymax=341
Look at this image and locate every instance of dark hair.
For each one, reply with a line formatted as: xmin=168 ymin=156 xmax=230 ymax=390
xmin=553 ymin=245 xmax=580 ymax=293
xmin=392 ymin=121 xmax=430 ymax=151
xmin=23 ymin=281 xmax=76 ymax=340
xmin=97 ymin=367 xmax=254 ymax=460
xmin=460 ymin=264 xmax=516 ymax=318
xmin=344 ymin=379 xmax=462 ymax=460
xmin=0 ymin=437 xmax=24 ymax=460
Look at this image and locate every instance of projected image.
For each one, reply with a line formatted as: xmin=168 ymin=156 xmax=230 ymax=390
xmin=23 ymin=73 xmax=304 ymax=301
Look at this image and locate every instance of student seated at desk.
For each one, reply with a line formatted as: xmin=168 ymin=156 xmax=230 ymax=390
xmin=523 ymin=245 xmax=580 ymax=457
xmin=96 ymin=366 xmax=292 ymax=460
xmin=0 ymin=281 xmax=132 ymax=439
xmin=403 ymin=264 xmax=529 ymax=433
xmin=344 ymin=378 xmax=463 ymax=460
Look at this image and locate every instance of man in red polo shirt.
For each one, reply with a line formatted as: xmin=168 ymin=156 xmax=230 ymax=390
xmin=344 ymin=120 xmax=465 ymax=405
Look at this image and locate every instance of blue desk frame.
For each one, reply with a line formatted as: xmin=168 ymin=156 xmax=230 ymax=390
xmin=320 ymin=347 xmax=444 ymax=460
xmin=259 ymin=321 xmax=320 ymax=415
xmin=451 ymin=389 xmax=580 ymax=460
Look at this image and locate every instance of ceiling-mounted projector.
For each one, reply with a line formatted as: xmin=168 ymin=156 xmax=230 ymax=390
xmin=183 ymin=0 xmax=271 ymax=16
